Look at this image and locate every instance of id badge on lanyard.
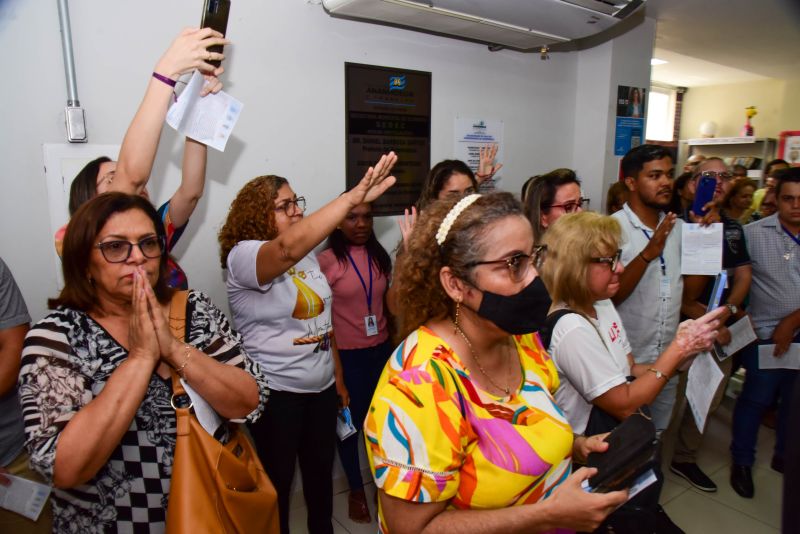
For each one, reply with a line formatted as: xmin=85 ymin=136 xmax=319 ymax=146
xmin=347 ymin=250 xmax=379 ymax=337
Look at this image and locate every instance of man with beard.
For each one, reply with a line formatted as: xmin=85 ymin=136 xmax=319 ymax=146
xmin=670 ymin=157 xmax=752 ymax=493
xmin=612 ymin=144 xmax=683 ymax=434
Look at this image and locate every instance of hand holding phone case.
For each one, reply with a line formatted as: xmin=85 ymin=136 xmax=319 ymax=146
xmin=586 ymin=410 xmax=657 ymax=493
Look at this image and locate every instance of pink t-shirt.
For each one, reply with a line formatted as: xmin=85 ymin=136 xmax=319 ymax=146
xmin=318 ymin=245 xmax=389 ymax=350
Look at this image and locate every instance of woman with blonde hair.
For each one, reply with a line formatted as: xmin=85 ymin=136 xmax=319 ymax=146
xmin=219 ymin=153 xmax=396 ymax=534
xmin=366 ymin=192 xmax=627 ymax=534
xmin=540 ymin=211 xmax=722 ymax=435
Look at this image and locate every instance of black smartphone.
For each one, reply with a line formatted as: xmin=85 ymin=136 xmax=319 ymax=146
xmin=200 ymin=0 xmax=230 ymax=68
xmin=691 ymin=174 xmax=717 ymax=217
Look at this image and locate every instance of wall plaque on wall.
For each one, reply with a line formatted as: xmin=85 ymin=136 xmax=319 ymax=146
xmin=345 ymin=63 xmax=431 ymax=216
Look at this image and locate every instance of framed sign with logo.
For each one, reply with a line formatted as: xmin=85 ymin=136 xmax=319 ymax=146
xmin=345 ymin=63 xmax=431 ymax=216
xmin=778 ymin=131 xmax=800 ymax=166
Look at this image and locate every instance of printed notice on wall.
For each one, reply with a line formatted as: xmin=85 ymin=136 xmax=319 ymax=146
xmin=345 ymin=63 xmax=432 ymax=216
xmin=454 ymin=118 xmax=505 ymax=191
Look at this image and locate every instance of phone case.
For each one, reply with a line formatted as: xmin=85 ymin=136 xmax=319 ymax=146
xmin=200 ymin=0 xmax=231 ymax=68
xmin=691 ymin=175 xmax=717 ymax=217
xmin=586 ymin=411 xmax=658 ymax=493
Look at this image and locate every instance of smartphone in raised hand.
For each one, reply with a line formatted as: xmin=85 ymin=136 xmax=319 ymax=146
xmin=200 ymin=0 xmax=230 ymax=68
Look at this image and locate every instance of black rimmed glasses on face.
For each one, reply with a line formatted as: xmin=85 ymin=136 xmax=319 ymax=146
xmin=95 ymin=236 xmax=165 ymax=263
xmin=590 ymin=249 xmax=622 ymax=271
xmin=274 ymin=196 xmax=306 ymax=216
xmin=549 ymin=197 xmax=589 ymax=213
xmin=699 ymin=170 xmax=734 ymax=183
xmin=466 ymin=245 xmax=547 ymax=282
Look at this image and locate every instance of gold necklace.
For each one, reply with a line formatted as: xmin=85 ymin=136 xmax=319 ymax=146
xmin=452 ymin=321 xmax=513 ymax=395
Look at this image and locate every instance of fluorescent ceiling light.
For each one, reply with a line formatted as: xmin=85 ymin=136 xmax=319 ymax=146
xmin=651 ymin=58 xmax=668 ymax=66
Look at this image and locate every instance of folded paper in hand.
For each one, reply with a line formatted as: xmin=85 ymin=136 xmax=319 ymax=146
xmin=166 ymin=70 xmax=243 ymax=152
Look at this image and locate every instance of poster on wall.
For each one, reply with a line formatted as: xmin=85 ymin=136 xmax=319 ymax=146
xmin=614 ymin=85 xmax=646 ymax=156
xmin=454 ymin=117 xmax=504 ymax=190
xmin=778 ymin=131 xmax=800 ymax=166
xmin=345 ymin=63 xmax=431 ymax=216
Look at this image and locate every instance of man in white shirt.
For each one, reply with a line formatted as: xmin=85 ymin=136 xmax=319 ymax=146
xmin=612 ymin=144 xmax=682 ymax=434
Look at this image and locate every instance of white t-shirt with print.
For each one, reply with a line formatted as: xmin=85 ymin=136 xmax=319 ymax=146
xmin=226 ymin=240 xmax=335 ymax=393
xmin=548 ymin=299 xmax=632 ymax=435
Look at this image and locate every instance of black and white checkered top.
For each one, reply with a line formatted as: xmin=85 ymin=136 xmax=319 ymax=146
xmin=19 ymin=290 xmax=269 ymax=533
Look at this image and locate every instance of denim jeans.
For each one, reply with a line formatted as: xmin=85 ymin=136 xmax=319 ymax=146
xmin=730 ymin=339 xmax=798 ymax=466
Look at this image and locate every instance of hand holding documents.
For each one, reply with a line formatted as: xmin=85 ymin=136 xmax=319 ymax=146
xmin=681 ymin=223 xmax=723 ymax=275
xmin=686 ymin=351 xmax=724 ymax=431
xmin=758 ymin=344 xmax=800 ymax=370
xmin=166 ymin=70 xmax=243 ymax=152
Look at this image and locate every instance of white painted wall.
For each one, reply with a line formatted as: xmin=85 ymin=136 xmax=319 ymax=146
xmin=572 ymin=17 xmax=656 ymax=214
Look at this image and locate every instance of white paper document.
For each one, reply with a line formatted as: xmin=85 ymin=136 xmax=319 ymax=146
xmin=166 ymin=70 xmax=243 ymax=152
xmin=686 ymin=351 xmax=725 ymax=432
xmin=723 ymin=317 xmax=758 ymax=356
xmin=181 ymin=378 xmax=224 ymax=436
xmin=758 ymin=344 xmax=800 ymax=370
xmin=681 ymin=223 xmax=723 ymax=275
xmin=0 ymin=474 xmax=51 ymax=521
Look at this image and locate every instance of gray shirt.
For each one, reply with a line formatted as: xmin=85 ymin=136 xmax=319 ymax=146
xmin=743 ymin=214 xmax=800 ymax=340
xmin=0 ymin=257 xmax=30 ymax=465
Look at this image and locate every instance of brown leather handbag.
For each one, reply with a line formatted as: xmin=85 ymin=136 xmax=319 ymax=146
xmin=165 ymin=290 xmax=279 ymax=534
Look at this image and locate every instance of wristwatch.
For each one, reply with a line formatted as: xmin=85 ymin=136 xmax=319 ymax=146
xmin=648 ymin=367 xmax=668 ymax=380
xmin=725 ymin=303 xmax=738 ymax=315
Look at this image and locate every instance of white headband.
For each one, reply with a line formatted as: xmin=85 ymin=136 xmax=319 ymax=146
xmin=435 ymin=194 xmax=481 ymax=246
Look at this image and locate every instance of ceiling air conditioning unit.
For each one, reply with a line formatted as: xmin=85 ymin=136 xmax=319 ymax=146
xmin=321 ymin=0 xmax=645 ymax=51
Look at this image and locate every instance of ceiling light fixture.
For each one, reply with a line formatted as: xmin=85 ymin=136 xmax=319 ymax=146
xmin=651 ymin=58 xmax=668 ymax=66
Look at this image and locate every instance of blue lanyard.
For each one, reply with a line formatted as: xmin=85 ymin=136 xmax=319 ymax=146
xmin=641 ymin=229 xmax=666 ymax=276
xmin=781 ymin=224 xmax=800 ymax=247
xmin=346 ymin=249 xmax=373 ymax=313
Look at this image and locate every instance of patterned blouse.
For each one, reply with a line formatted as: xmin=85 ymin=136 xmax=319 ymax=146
xmin=19 ymin=290 xmax=269 ymax=534
xmin=365 ymin=327 xmax=574 ymax=533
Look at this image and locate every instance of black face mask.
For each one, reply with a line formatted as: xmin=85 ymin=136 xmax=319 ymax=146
xmin=475 ymin=277 xmax=552 ymax=335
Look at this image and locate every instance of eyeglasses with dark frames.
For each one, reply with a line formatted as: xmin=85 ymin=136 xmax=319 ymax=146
xmin=589 ymin=249 xmax=623 ymax=271
xmin=95 ymin=236 xmax=166 ymax=263
xmin=465 ymin=245 xmax=547 ymax=282
xmin=274 ymin=196 xmax=307 ymax=215
xmin=698 ymin=170 xmax=734 ymax=183
xmin=549 ymin=197 xmax=589 ymax=213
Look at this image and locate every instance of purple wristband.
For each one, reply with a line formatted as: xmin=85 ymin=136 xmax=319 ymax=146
xmin=152 ymin=72 xmax=177 ymax=87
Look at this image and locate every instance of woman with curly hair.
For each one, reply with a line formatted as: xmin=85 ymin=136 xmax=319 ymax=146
xmin=365 ymin=192 xmax=627 ymax=533
xmin=218 ymin=153 xmax=396 ymax=534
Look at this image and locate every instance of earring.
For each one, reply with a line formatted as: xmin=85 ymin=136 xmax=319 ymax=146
xmin=453 ymin=300 xmax=461 ymax=328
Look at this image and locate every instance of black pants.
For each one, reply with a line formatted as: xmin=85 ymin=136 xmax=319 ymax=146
xmin=248 ymin=384 xmax=338 ymax=534
xmin=336 ymin=341 xmax=392 ymax=490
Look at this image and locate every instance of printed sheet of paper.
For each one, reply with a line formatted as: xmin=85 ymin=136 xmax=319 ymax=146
xmin=758 ymin=344 xmax=800 ymax=370
xmin=681 ymin=223 xmax=723 ymax=275
xmin=0 ymin=474 xmax=51 ymax=521
xmin=181 ymin=378 xmax=224 ymax=436
xmin=166 ymin=70 xmax=243 ymax=152
xmin=723 ymin=316 xmax=757 ymax=356
xmin=686 ymin=351 xmax=724 ymax=432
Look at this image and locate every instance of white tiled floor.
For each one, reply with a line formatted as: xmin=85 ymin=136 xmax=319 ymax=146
xmin=288 ymin=398 xmax=783 ymax=533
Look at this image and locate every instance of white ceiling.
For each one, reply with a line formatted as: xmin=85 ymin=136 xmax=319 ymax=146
xmin=645 ymin=0 xmax=800 ymax=87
